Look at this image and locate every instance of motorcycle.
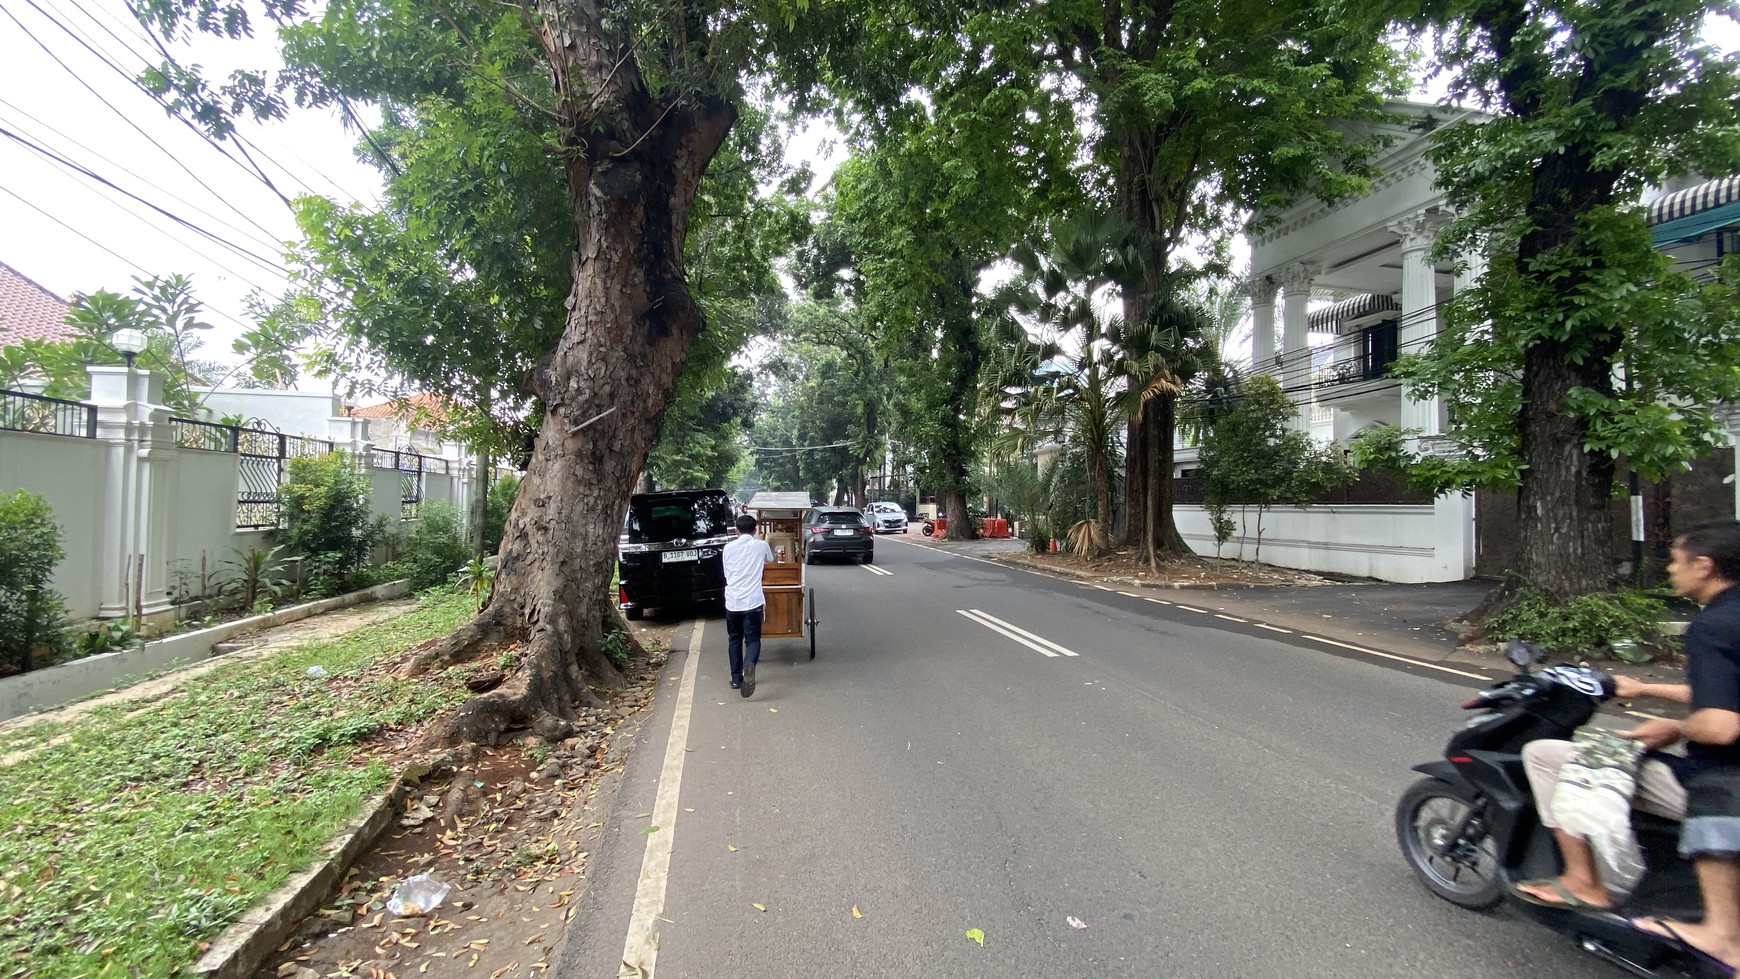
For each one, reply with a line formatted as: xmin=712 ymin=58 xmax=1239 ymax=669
xmin=1397 ymin=640 xmax=1716 ymax=977
xmin=921 ymin=518 xmax=935 ymax=537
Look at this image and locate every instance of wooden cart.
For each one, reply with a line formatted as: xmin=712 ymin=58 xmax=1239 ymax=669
xmin=744 ymin=491 xmax=818 ymax=659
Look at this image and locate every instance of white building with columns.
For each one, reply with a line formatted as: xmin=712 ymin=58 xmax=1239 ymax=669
xmin=1172 ymin=101 xmax=1740 ymax=583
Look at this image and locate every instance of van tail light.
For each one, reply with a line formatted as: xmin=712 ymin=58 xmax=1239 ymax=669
xmin=618 ymin=585 xmax=628 ymax=605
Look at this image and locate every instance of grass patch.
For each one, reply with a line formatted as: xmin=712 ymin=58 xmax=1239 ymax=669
xmin=0 ymin=591 xmax=477 ymax=978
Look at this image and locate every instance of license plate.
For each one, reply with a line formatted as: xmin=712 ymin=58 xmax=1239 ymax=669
xmin=832 ymin=528 xmax=854 ymax=536
xmin=662 ymin=549 xmax=699 ymax=563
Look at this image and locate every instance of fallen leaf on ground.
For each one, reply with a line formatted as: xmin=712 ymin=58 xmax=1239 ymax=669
xmin=1066 ymin=916 xmax=1087 ymax=929
xmin=852 ymin=905 xmax=862 ymax=919
xmin=727 ymin=844 xmax=738 ymax=852
xmin=752 ymin=903 xmax=767 ymax=912
xmin=641 ymin=825 xmax=660 ymax=835
xmin=966 ymin=928 xmax=985 ymax=946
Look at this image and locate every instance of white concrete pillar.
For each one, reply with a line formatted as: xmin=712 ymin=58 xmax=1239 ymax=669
xmin=1389 ymin=210 xmax=1448 ymax=436
xmin=1718 ymin=404 xmax=1740 ymax=521
xmin=87 ymin=364 xmax=174 ymax=622
xmin=1279 ymin=263 xmax=1318 ymax=429
xmin=1246 ymin=275 xmax=1278 ymax=372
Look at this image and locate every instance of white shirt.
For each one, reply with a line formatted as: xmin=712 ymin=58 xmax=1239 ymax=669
xmin=722 ymin=533 xmax=775 ymax=611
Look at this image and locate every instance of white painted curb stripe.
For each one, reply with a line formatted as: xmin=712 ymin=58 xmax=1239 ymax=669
xmin=957 ymin=609 xmax=1060 ymax=657
xmin=966 ymin=609 xmax=1081 ymax=657
xmin=621 ymin=620 xmax=704 ymax=976
xmin=1299 ymin=633 xmax=1488 ymax=680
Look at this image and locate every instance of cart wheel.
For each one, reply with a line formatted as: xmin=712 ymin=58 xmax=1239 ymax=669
xmin=807 ymin=587 xmax=817 ymax=660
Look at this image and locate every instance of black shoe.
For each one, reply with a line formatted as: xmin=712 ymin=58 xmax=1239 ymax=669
xmin=741 ymin=664 xmax=755 ymax=698
xmin=730 ymin=680 xmax=741 ymax=689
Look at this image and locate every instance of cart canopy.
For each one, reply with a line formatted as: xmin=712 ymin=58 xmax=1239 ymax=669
xmin=744 ymin=492 xmax=812 ymax=521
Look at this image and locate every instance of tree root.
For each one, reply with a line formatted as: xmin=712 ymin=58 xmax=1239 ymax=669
xmin=406 ymin=610 xmax=509 ymax=676
xmin=1450 ymin=576 xmax=1522 ymax=642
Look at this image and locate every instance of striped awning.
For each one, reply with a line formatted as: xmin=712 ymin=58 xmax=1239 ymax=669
xmin=1647 ymin=176 xmax=1740 ymax=245
xmin=1308 ymin=293 xmax=1399 ymax=334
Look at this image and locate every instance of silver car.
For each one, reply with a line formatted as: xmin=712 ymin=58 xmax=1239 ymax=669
xmin=863 ymin=501 xmax=909 ymax=534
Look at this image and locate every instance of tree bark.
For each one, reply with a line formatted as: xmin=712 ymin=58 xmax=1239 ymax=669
xmin=1140 ymin=392 xmax=1190 ymax=567
xmin=1122 ymin=414 xmax=1147 ymax=547
xmin=407 ymin=7 xmax=736 ymax=748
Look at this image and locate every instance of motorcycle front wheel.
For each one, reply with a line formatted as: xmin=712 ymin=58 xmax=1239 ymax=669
xmin=1396 ymin=777 xmax=1503 ymax=909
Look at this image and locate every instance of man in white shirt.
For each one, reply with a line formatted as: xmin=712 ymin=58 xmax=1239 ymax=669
xmin=722 ymin=513 xmax=775 ymax=697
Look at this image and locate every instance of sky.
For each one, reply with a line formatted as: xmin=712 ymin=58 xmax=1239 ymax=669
xmin=1 ymin=4 xmax=1734 ymax=391
xmin=0 ymin=0 xmax=383 ymax=385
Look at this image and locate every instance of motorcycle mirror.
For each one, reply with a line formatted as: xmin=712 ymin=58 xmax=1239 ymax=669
xmin=1504 ymin=640 xmax=1539 ymax=668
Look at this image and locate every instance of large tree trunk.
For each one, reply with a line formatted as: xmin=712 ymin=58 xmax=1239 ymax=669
xmin=1140 ymin=393 xmax=1190 ymax=566
xmin=1122 ymin=415 xmax=1147 ymax=547
xmin=405 ymin=11 xmax=736 ymax=748
xmin=1514 ymin=339 xmax=1617 ymax=594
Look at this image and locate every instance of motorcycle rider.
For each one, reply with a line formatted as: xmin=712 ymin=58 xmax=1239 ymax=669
xmin=1514 ymin=520 xmax=1740 ymax=970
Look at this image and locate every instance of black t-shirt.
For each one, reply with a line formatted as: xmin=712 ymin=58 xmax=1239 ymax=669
xmin=1685 ymin=584 xmax=1740 ymax=773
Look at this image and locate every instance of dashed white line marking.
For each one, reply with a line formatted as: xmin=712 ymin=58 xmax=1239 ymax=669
xmin=1299 ymin=634 xmax=1488 ymax=680
xmin=1092 ymin=585 xmax=1117 ymax=592
xmin=1214 ymin=614 xmax=1248 ymax=623
xmin=858 ymin=563 xmax=894 ymax=576
xmin=620 ymin=620 xmax=703 ymax=977
xmin=1175 ymin=604 xmax=1211 ymax=614
xmin=958 ymin=609 xmax=1059 ymax=657
xmin=1118 ymin=591 xmax=1142 ymax=598
xmin=1256 ymin=624 xmax=1294 ymax=634
xmin=1145 ymin=598 xmax=1173 ymax=605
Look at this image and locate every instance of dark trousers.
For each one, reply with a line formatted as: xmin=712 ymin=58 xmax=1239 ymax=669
xmin=725 ymin=606 xmax=763 ymax=682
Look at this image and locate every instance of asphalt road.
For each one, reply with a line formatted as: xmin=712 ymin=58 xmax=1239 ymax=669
xmin=559 ymin=537 xmax=1624 ymax=978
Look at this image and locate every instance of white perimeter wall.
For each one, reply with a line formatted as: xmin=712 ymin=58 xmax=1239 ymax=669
xmin=1175 ymin=494 xmax=1476 ymax=583
xmin=0 ymin=431 xmax=107 ymax=617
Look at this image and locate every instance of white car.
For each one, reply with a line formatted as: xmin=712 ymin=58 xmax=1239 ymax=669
xmin=863 ymin=502 xmax=909 ymax=534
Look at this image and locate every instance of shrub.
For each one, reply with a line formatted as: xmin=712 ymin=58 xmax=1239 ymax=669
xmin=1488 ymin=581 xmax=1670 ymax=659
xmin=401 ymin=501 xmax=470 ymax=591
xmin=483 ymin=474 xmax=520 ymax=556
xmin=0 ymin=490 xmax=70 ymax=673
xmin=278 ymin=453 xmax=384 ymax=589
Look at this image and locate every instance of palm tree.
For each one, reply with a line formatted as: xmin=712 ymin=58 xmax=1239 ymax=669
xmin=984 ymin=213 xmax=1148 ymax=552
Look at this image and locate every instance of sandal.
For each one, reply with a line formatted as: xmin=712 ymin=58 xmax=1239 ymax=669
xmin=1629 ymin=917 xmax=1739 ymax=976
xmin=1510 ymin=878 xmax=1612 ymax=911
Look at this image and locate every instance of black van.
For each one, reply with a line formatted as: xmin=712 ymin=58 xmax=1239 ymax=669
xmin=616 ymin=488 xmax=735 ymax=620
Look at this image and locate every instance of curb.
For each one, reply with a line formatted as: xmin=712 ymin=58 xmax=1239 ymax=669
xmin=189 ymin=767 xmax=424 ymax=979
xmin=991 ymin=552 xmax=1262 ymax=590
xmin=0 ymin=580 xmax=413 ymax=722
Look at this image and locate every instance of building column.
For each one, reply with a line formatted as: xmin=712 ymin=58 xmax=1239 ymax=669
xmin=1718 ymin=405 xmax=1740 ymax=521
xmin=1245 ymin=275 xmax=1278 ymax=372
xmin=87 ymin=364 xmax=174 ymax=623
xmin=1388 ymin=209 xmax=1449 ymax=436
xmin=1279 ymin=263 xmax=1318 ymax=429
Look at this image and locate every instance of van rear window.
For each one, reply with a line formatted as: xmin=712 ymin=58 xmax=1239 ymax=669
xmin=625 ymin=493 xmax=733 ymax=543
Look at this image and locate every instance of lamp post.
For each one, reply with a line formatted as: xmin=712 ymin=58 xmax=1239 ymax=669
xmin=110 ymin=328 xmax=146 ymax=368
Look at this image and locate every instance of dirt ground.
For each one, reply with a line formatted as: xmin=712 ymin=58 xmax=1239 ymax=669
xmin=1001 ymin=546 xmax=1342 ymax=587
xmin=262 ymin=615 xmax=684 ymax=979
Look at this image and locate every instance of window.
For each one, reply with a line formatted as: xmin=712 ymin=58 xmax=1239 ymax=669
xmin=1361 ymin=320 xmax=1399 ymax=380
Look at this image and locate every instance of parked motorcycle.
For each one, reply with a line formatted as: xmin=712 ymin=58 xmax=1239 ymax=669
xmin=921 ymin=519 xmax=935 ymax=537
xmin=1397 ymin=640 xmax=1717 ymax=977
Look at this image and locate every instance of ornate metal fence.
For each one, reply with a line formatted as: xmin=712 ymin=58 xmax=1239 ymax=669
xmin=0 ymin=389 xmax=96 ymax=438
xmin=371 ymin=448 xmax=446 ymax=519
xmin=174 ymin=418 xmax=336 ymax=528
